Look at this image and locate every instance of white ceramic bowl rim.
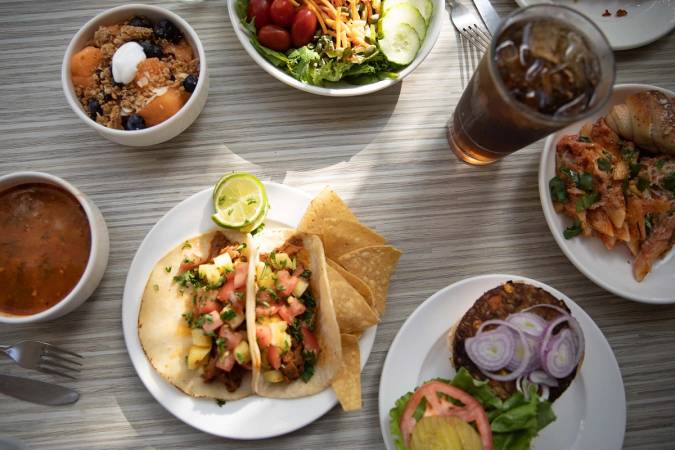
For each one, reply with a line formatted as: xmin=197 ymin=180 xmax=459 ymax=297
xmin=62 ymin=3 xmax=206 ymax=135
xmin=226 ymin=0 xmax=444 ymax=96
xmin=0 ymin=172 xmax=103 ymax=323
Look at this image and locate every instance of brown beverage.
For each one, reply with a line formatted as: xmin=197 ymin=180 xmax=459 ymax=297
xmin=448 ymin=5 xmax=615 ymax=165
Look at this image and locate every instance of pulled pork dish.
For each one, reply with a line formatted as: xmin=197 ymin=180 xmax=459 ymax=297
xmin=549 ymin=90 xmax=675 ymax=281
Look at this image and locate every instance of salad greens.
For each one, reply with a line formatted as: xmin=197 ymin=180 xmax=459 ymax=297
xmin=236 ymin=0 xmax=401 ymax=86
xmin=389 ymin=368 xmax=556 ymax=450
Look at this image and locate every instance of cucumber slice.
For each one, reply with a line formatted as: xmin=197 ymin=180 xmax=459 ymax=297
xmin=382 ymin=0 xmax=433 ymax=23
xmin=380 ymin=3 xmax=427 ymax=41
xmin=378 ymin=23 xmax=421 ymax=65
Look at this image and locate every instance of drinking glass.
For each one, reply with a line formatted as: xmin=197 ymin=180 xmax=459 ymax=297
xmin=448 ymin=5 xmax=615 ymax=165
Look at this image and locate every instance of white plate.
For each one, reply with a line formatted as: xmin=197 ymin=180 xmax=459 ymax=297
xmin=539 ymin=84 xmax=675 ymax=304
xmin=122 ymin=182 xmax=376 ymax=439
xmin=226 ymin=0 xmax=444 ymax=96
xmin=514 ymin=0 xmax=675 ymax=50
xmin=379 ymin=274 xmax=626 ymax=450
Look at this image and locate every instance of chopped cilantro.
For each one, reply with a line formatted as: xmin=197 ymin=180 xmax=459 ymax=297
xmin=597 ymin=157 xmax=612 ymax=172
xmin=563 ymin=220 xmax=583 ymax=239
xmin=181 ymin=241 xmax=192 ymax=250
xmin=182 ymin=311 xmax=194 ymax=327
xmin=164 ymin=266 xmax=172 ymax=273
xmin=577 ymin=136 xmax=591 ymax=143
xmin=301 ymin=269 xmax=312 ymax=279
xmin=221 ymin=309 xmax=237 ymax=321
xmin=216 ymin=399 xmax=226 ymax=407
xmin=173 ymin=269 xmax=205 ymax=289
xmin=645 ymin=214 xmax=653 ymax=236
xmin=560 ymin=168 xmax=593 ymax=192
xmin=300 ymin=350 xmax=317 ymax=383
xmin=549 ymin=176 xmax=567 ymax=203
xmin=655 ymin=159 xmax=665 ymax=170
xmin=216 ymin=337 xmax=226 ymax=353
xmin=575 ymin=192 xmax=600 ymax=212
xmin=629 ymin=163 xmax=643 ymax=178
xmin=251 ymin=223 xmax=265 ymax=235
xmin=637 ymin=177 xmax=650 ymax=192
xmin=662 ymin=172 xmax=675 ymax=194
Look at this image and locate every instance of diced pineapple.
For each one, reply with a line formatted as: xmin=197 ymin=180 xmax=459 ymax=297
xmin=187 ymin=346 xmax=210 ymax=369
xmin=213 ymin=253 xmax=233 ymax=273
xmin=256 ymin=263 xmax=276 ymax=289
xmin=263 ymin=370 xmax=284 ymax=383
xmin=270 ymin=252 xmax=295 ymax=270
xmin=268 ymin=318 xmax=292 ymax=351
xmin=221 ymin=305 xmax=245 ymax=329
xmin=234 ymin=340 xmax=251 ymax=365
xmin=191 ymin=328 xmax=212 ymax=348
xmin=198 ymin=264 xmax=221 ymax=285
xmin=292 ymin=277 xmax=309 ymax=298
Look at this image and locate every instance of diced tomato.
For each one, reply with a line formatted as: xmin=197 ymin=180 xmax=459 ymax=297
xmin=267 ymin=345 xmax=281 ymax=370
xmin=230 ymin=289 xmax=245 ymax=312
xmin=199 ymin=299 xmax=220 ymax=314
xmin=292 ymin=265 xmax=305 ymax=277
xmin=277 ymin=270 xmax=298 ymax=298
xmin=277 ymin=305 xmax=292 ymax=323
xmin=256 ymin=304 xmax=280 ymax=317
xmin=216 ymin=352 xmax=236 ymax=372
xmin=219 ymin=327 xmax=244 ymax=350
xmin=202 ymin=310 xmax=223 ymax=334
xmin=178 ymin=257 xmax=203 ymax=273
xmin=217 ymin=276 xmax=235 ymax=302
xmin=257 ymin=289 xmax=273 ymax=303
xmin=301 ymin=325 xmax=319 ymax=353
xmin=256 ymin=325 xmax=272 ymax=349
xmin=400 ymin=381 xmax=493 ymax=450
xmin=233 ymin=262 xmax=248 ymax=289
xmin=278 ymin=297 xmax=306 ymax=324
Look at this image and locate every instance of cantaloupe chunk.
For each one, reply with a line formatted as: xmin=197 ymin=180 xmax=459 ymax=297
xmin=134 ymin=57 xmax=168 ymax=87
xmin=162 ymin=39 xmax=194 ymax=62
xmin=138 ymin=87 xmax=188 ymax=126
xmin=70 ymin=46 xmax=102 ymax=88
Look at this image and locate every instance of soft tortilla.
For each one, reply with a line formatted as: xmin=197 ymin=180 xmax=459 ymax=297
xmin=321 ymin=218 xmax=387 ymax=260
xmin=250 ymin=228 xmax=342 ymax=398
xmin=298 ymin=187 xmax=359 ymax=236
xmin=337 ymin=245 xmax=402 ymax=315
xmin=138 ymin=229 xmax=254 ymax=400
xmin=326 ymin=265 xmax=379 ymax=334
xmin=332 ymin=334 xmax=362 ymax=411
xmin=326 ymin=258 xmax=375 ymax=308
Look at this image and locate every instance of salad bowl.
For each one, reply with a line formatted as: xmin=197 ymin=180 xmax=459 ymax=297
xmin=227 ymin=0 xmax=444 ymax=96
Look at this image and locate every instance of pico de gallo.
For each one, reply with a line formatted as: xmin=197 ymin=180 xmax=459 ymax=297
xmin=174 ymin=232 xmax=252 ymax=392
xmin=254 ymin=236 xmax=320 ymax=384
xmin=390 ymin=368 xmax=556 ymax=450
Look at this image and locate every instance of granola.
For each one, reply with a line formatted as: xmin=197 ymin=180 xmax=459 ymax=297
xmin=70 ymin=16 xmax=200 ymax=130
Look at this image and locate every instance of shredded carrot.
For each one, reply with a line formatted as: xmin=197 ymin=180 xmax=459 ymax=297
xmin=305 ymin=0 xmax=328 ymax=33
xmin=300 ymin=0 xmax=375 ymax=50
xmin=290 ymin=0 xmax=300 ymax=6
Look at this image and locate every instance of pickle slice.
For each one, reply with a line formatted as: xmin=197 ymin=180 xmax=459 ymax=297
xmin=410 ymin=416 xmax=462 ymax=450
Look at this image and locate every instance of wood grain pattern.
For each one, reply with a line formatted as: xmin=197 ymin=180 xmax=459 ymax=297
xmin=0 ymin=0 xmax=674 ymax=449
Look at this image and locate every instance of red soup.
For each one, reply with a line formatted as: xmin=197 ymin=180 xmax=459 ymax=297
xmin=0 ymin=183 xmax=91 ymax=315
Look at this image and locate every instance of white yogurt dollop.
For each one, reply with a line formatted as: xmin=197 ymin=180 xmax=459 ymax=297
xmin=112 ymin=42 xmax=146 ymax=84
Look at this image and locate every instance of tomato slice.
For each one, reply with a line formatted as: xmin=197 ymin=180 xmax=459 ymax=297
xmin=277 ymin=270 xmax=298 ymax=298
xmin=301 ymin=325 xmax=319 ymax=353
xmin=400 ymin=381 xmax=493 ymax=450
xmin=267 ymin=345 xmax=281 ymax=370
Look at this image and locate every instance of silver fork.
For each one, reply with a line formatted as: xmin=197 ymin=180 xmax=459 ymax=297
xmin=449 ymin=1 xmax=492 ymax=52
xmin=0 ymin=341 xmax=83 ymax=380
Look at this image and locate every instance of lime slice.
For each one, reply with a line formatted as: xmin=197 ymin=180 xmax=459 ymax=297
xmin=211 ymin=173 xmax=268 ymax=230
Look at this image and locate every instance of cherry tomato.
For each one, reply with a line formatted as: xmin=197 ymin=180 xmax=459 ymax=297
xmin=270 ymin=0 xmax=296 ymax=28
xmin=291 ymin=8 xmax=317 ymax=47
xmin=258 ymin=25 xmax=291 ymax=52
xmin=247 ymin=0 xmax=272 ymax=29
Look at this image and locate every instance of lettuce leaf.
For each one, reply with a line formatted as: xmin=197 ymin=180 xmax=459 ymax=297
xmin=388 ymin=368 xmax=556 ymax=450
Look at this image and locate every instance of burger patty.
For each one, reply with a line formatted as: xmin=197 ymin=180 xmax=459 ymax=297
xmin=451 ymin=281 xmax=577 ymax=402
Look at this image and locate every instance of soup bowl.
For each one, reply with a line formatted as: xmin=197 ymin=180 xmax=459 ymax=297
xmin=0 ymin=172 xmax=109 ymax=324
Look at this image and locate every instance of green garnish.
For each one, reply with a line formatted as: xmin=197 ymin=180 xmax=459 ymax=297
xmin=662 ymin=172 xmax=675 ymax=194
xmin=597 ymin=157 xmax=612 ymax=173
xmin=563 ymin=220 xmax=583 ymax=239
xmin=216 ymin=337 xmax=226 ymax=353
xmin=221 ymin=309 xmax=237 ymax=321
xmin=182 ymin=241 xmax=192 ymax=250
xmin=637 ymin=177 xmax=650 ymax=192
xmin=577 ymin=136 xmax=591 ymax=143
xmin=164 ymin=266 xmax=172 ymax=273
xmin=182 ymin=311 xmax=194 ymax=327
xmin=216 ymin=399 xmax=226 ymax=407
xmin=301 ymin=269 xmax=312 ymax=279
xmin=629 ymin=163 xmax=642 ymax=178
xmin=549 ymin=176 xmax=567 ymax=203
xmin=575 ymin=192 xmax=600 ymax=212
xmin=560 ymin=168 xmax=593 ymax=192
xmin=645 ymin=214 xmax=653 ymax=236
xmin=655 ymin=159 xmax=665 ymax=170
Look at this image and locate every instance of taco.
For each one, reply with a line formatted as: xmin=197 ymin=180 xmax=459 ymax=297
xmin=249 ymin=228 xmax=342 ymax=398
xmin=138 ymin=229 xmax=255 ymax=400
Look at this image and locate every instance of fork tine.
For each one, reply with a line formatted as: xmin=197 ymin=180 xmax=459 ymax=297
xmin=473 ymin=26 xmax=492 ymax=48
xmin=466 ymin=26 xmax=489 ymax=50
xmin=42 ymin=354 xmax=83 ymax=370
xmin=42 ymin=349 xmax=83 ymax=366
xmin=37 ymin=365 xmax=77 ymax=380
xmin=40 ymin=342 xmax=83 ymax=359
xmin=41 ymin=358 xmax=81 ymax=373
xmin=459 ymin=28 xmax=486 ymax=52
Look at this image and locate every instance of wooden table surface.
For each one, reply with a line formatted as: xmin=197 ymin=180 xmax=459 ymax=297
xmin=1 ymin=0 xmax=674 ymax=449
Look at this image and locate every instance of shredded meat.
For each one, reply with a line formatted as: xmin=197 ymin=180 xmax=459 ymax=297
xmin=201 ymin=356 xmax=245 ymax=392
xmin=279 ymin=236 xmax=303 ymax=257
xmin=208 ymin=232 xmax=231 ymax=261
xmin=280 ymin=341 xmax=304 ymax=382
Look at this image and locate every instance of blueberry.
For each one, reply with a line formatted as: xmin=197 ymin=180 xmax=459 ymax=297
xmin=128 ymin=16 xmax=152 ymax=28
xmin=88 ymin=99 xmax=103 ymax=120
xmin=138 ymin=40 xmax=164 ymax=58
xmin=153 ymin=19 xmax=182 ymax=43
xmin=123 ymin=114 xmax=146 ymax=130
xmin=183 ymin=74 xmax=198 ymax=93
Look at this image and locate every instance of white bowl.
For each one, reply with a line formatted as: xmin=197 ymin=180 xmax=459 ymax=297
xmin=62 ymin=4 xmax=209 ymax=147
xmin=227 ymin=0 xmax=444 ymax=96
xmin=538 ymin=84 xmax=675 ymax=304
xmin=0 ymin=172 xmax=110 ymax=324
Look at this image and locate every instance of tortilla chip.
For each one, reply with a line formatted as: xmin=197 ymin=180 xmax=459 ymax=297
xmin=337 ymin=245 xmax=402 ymax=315
xmin=322 ymin=218 xmax=387 ymax=260
xmin=327 ymin=265 xmax=379 ymax=334
xmin=332 ymin=334 xmax=361 ymax=411
xmin=326 ymin=258 xmax=375 ymax=308
xmin=298 ymin=187 xmax=358 ymax=236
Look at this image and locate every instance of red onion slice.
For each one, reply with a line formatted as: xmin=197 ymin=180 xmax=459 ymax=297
xmin=470 ymin=320 xmax=533 ymax=382
xmin=522 ymin=303 xmax=570 ymax=317
xmin=506 ymin=333 xmax=540 ymax=372
xmin=506 ymin=312 xmax=548 ymax=337
xmin=542 ymin=329 xmax=578 ymax=378
xmin=465 ymin=327 xmax=515 ymax=371
xmin=529 ymin=369 xmax=559 ymax=387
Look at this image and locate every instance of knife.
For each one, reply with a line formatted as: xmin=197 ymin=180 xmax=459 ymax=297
xmin=0 ymin=374 xmax=79 ymax=405
xmin=472 ymin=0 xmax=501 ymax=35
